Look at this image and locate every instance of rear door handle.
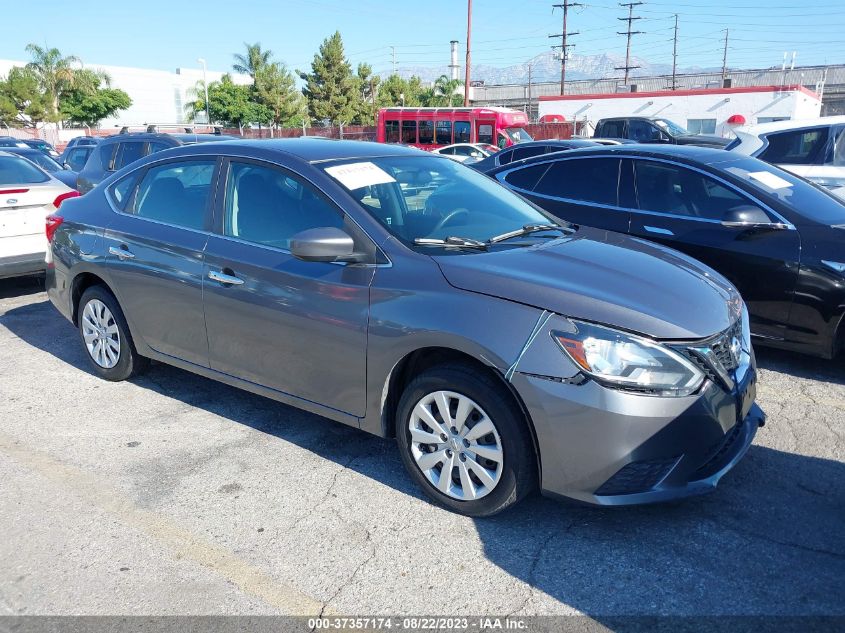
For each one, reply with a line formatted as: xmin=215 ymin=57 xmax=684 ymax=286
xmin=208 ymin=270 xmax=244 ymax=285
xmin=108 ymin=245 xmax=135 ymax=259
xmin=643 ymin=225 xmax=674 ymax=236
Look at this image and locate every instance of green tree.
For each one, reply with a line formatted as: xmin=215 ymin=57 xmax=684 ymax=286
xmin=354 ymin=62 xmax=380 ymax=125
xmin=60 ymin=70 xmax=131 ymax=127
xmin=301 ymin=31 xmax=359 ymax=125
xmin=185 ymin=75 xmax=259 ymax=132
xmin=24 ymin=44 xmax=80 ymax=122
xmin=376 ymin=74 xmax=424 ymax=108
xmin=420 ymin=75 xmax=464 ymax=107
xmin=255 ymin=63 xmax=306 ymax=132
xmin=0 ymin=66 xmax=50 ymax=127
xmin=232 ymin=42 xmax=273 ymax=85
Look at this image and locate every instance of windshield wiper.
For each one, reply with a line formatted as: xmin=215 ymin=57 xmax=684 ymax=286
xmin=414 ymin=236 xmax=488 ymax=250
xmin=487 ymin=223 xmax=569 ymax=244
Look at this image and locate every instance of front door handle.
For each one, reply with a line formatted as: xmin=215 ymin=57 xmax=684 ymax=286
xmin=208 ymin=270 xmax=244 ymax=285
xmin=108 ymin=245 xmax=136 ymax=259
xmin=643 ymin=225 xmax=674 ymax=236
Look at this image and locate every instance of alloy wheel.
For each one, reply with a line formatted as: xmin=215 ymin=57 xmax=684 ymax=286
xmin=408 ymin=390 xmax=504 ymax=501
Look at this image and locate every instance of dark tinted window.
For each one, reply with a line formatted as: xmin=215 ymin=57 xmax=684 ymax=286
xmin=634 ymin=160 xmax=753 ymax=221
xmin=600 ymin=120 xmax=625 ymax=138
xmin=131 ymin=160 xmax=215 ymax=230
xmin=66 ymin=147 xmax=92 ymax=172
xmin=401 ymin=121 xmax=417 ymax=144
xmin=478 ymin=124 xmax=494 ymax=145
xmin=496 ymin=149 xmax=515 ymax=165
xmin=503 ymin=163 xmax=551 ymax=191
xmin=23 ymin=152 xmax=60 ymax=172
xmin=759 ymin=127 xmax=831 ymax=165
xmin=99 ymin=143 xmax=117 ymax=170
xmin=628 ymin=120 xmax=659 ymax=142
xmin=224 ymin=162 xmax=343 ymax=250
xmin=533 ymin=158 xmax=621 ymax=206
xmin=148 ymin=142 xmax=170 ymax=154
xmin=435 ymin=120 xmax=452 ymax=144
xmin=511 ymin=145 xmax=549 ymax=162
xmin=385 ymin=120 xmax=400 ymax=143
xmin=454 ymin=121 xmax=470 ymax=143
xmin=113 ymin=141 xmax=146 ymax=170
xmin=108 ymin=173 xmax=139 ymax=210
xmin=0 ymin=155 xmax=50 ymax=184
xmin=418 ymin=121 xmax=434 ymax=145
xmin=833 ymin=126 xmax=845 ymax=167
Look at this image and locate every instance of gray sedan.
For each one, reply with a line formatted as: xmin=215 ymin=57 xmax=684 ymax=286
xmin=45 ymin=139 xmax=764 ymax=516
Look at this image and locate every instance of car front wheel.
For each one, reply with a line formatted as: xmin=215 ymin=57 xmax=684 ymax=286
xmin=396 ymin=364 xmax=536 ymax=517
xmin=78 ymin=285 xmax=148 ymax=381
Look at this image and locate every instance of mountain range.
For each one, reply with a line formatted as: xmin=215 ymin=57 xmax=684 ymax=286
xmin=388 ymin=50 xmax=718 ymax=85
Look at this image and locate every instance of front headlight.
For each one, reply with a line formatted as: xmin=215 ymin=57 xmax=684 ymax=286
xmin=553 ymin=321 xmax=705 ymax=397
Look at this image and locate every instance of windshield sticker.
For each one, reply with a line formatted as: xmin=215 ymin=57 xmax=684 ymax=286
xmin=747 ymin=171 xmax=793 ymax=190
xmin=325 ymin=162 xmax=395 ymax=190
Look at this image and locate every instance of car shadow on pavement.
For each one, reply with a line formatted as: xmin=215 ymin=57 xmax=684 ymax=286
xmin=2 ymin=297 xmax=844 ymax=618
xmin=755 ymin=346 xmax=845 ymax=386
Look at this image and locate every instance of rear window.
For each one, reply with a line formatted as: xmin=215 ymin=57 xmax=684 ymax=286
xmin=758 ymin=127 xmax=829 ymax=165
xmin=0 ymin=155 xmax=50 ymax=185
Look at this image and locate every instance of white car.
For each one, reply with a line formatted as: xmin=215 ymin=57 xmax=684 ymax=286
xmin=0 ymin=151 xmax=78 ymax=279
xmin=728 ymin=116 xmax=845 ymax=199
xmin=432 ymin=143 xmax=498 ymax=164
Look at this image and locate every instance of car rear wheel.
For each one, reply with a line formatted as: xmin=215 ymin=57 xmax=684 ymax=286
xmin=396 ymin=364 xmax=536 ymax=517
xmin=78 ymin=286 xmax=148 ymax=381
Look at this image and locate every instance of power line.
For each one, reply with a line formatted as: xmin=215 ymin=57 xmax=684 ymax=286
xmin=549 ymin=1 xmax=582 ymax=95
xmin=616 ymin=1 xmax=644 ymax=84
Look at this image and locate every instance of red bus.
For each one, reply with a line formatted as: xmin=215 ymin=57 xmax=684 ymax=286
xmin=376 ymin=107 xmax=532 ymax=150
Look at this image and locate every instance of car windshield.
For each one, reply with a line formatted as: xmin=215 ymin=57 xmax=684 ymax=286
xmin=654 ymin=118 xmax=690 ymax=136
xmin=503 ymin=127 xmax=533 ymax=143
xmin=718 ymin=155 xmax=845 ymax=225
xmin=0 ymin=155 xmax=50 ymax=184
xmin=321 ymin=155 xmax=558 ymax=248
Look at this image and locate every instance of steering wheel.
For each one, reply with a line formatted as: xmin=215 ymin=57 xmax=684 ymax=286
xmin=432 ymin=207 xmax=470 ymax=233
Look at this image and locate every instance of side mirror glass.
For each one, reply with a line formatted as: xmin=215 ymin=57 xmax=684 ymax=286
xmin=290 ymin=227 xmax=357 ymax=263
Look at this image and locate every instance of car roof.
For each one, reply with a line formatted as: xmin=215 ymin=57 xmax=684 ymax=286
xmin=738 ymin=115 xmax=845 ymax=134
xmin=99 ymin=132 xmax=236 ymax=145
xmin=174 ymin=137 xmax=426 ymax=163
xmin=0 ymin=146 xmax=48 ymax=157
xmin=510 ymin=139 xmax=598 ymax=148
xmin=488 ymin=143 xmax=734 ymax=172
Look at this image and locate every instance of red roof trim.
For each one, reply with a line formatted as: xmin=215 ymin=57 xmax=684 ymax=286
xmin=539 ymin=84 xmax=820 ymax=102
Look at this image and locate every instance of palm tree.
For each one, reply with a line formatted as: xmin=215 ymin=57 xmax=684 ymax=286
xmin=433 ymin=75 xmax=464 ymax=107
xmin=24 ymin=44 xmax=80 ymax=121
xmin=232 ymin=42 xmax=272 ymax=85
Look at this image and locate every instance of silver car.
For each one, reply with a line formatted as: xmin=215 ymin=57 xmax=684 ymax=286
xmin=45 ymin=139 xmax=764 ymax=516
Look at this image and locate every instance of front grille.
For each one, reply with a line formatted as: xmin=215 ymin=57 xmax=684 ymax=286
xmin=710 ymin=320 xmax=742 ymax=372
xmin=679 ymin=319 xmax=744 ymax=388
xmin=595 ymin=456 xmax=680 ymax=496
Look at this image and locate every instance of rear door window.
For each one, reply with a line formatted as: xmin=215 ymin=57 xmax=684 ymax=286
xmin=510 ymin=145 xmax=548 ymax=162
xmin=130 ymin=160 xmax=216 ymax=230
xmin=66 ymin=148 xmax=91 ymax=171
xmin=113 ymin=141 xmax=146 ymax=171
xmin=533 ymin=158 xmax=621 ymax=206
xmin=600 ymin=120 xmax=625 ymax=138
xmin=759 ymin=127 xmax=830 ymax=165
xmin=502 ymin=163 xmax=551 ymax=191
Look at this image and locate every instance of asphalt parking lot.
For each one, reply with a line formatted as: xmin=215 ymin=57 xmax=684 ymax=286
xmin=0 ymin=275 xmax=843 ymax=620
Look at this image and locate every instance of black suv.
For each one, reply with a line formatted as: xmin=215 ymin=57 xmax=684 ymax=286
xmin=594 ymin=117 xmax=730 ymax=148
xmin=469 ymin=139 xmax=599 ymax=173
xmin=77 ymin=131 xmax=235 ymax=193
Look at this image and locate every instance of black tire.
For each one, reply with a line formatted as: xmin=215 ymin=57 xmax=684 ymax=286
xmin=396 ymin=363 xmax=537 ymax=517
xmin=77 ymin=285 xmax=149 ymax=381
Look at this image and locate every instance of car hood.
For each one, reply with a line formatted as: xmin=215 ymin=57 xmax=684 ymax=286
xmin=432 ymin=227 xmax=740 ymax=340
xmin=675 ymin=134 xmax=731 ymax=147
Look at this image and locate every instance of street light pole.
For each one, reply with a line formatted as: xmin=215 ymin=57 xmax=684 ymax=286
xmin=197 ymin=58 xmax=210 ymax=127
xmin=464 ymin=0 xmax=472 ymax=106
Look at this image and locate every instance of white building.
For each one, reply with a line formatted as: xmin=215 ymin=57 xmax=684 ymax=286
xmin=0 ymin=59 xmax=249 ymax=135
xmin=537 ymin=85 xmax=822 ymax=137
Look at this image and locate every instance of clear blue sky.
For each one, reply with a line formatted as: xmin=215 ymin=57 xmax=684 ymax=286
xmin=2 ymin=0 xmax=843 ymax=77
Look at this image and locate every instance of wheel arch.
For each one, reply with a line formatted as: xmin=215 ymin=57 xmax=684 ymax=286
xmin=379 ymin=346 xmax=542 ymax=477
xmin=70 ymin=271 xmax=115 ymax=326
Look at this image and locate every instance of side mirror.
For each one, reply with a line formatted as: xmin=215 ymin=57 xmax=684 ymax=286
xmin=290 ymin=227 xmax=357 ymax=263
xmin=63 ymin=162 xmax=73 ymax=170
xmin=721 ymin=206 xmax=787 ymax=230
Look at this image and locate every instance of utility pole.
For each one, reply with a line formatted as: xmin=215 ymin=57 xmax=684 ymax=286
xmin=671 ymin=14 xmax=679 ymax=90
xmin=721 ymin=29 xmax=729 ymax=84
xmin=549 ymin=1 xmax=581 ymax=95
xmin=464 ymin=0 xmax=472 ymax=106
xmin=527 ymin=63 xmax=533 ymax=120
xmin=390 ymin=46 xmax=397 ymax=75
xmin=616 ymin=2 xmax=643 ymax=85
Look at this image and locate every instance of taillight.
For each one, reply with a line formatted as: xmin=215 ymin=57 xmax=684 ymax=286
xmin=53 ymin=190 xmax=80 ymax=209
xmin=46 ymin=215 xmax=64 ymax=242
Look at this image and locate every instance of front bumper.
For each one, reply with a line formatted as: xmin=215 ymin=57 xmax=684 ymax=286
xmin=512 ymin=366 xmax=764 ymax=506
